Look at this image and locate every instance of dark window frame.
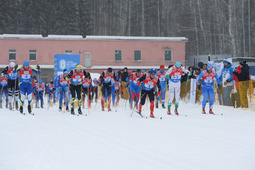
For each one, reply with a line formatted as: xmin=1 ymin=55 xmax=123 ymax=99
xmin=165 ymin=50 xmax=172 ymax=61
xmin=65 ymin=50 xmax=73 ymax=54
xmin=134 ymin=50 xmax=142 ymax=61
xmin=8 ymin=49 xmax=16 ymax=61
xmin=29 ymin=49 xmax=37 ymax=61
xmin=115 ymin=49 xmax=122 ymax=61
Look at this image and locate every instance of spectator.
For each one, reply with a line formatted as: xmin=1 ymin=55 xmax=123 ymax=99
xmin=203 ymin=64 xmax=207 ymax=70
xmin=219 ymin=58 xmax=234 ymax=106
xmin=120 ymin=67 xmax=129 ymax=100
xmin=231 ymin=66 xmax=241 ymax=108
xmin=196 ymin=62 xmax=204 ymax=103
xmin=233 ymin=60 xmax=250 ymax=108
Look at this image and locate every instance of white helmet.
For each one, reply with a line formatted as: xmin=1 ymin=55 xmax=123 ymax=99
xmin=10 ymin=62 xmax=15 ymax=68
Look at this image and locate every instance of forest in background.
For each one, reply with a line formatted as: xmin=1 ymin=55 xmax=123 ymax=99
xmin=0 ymin=0 xmax=254 ymax=57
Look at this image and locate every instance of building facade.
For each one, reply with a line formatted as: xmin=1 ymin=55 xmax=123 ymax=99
xmin=0 ymin=34 xmax=187 ymax=81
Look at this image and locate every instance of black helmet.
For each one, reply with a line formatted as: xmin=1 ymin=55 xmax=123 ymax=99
xmin=107 ymin=67 xmax=112 ymax=73
xmin=136 ymin=69 xmax=141 ymax=73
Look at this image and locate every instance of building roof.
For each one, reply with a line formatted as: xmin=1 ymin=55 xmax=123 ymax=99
xmin=86 ymin=36 xmax=188 ymax=42
xmin=0 ymin=34 xmax=188 ymax=42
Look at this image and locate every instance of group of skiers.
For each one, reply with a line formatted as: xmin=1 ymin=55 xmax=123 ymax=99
xmin=0 ymin=58 xmax=253 ymax=117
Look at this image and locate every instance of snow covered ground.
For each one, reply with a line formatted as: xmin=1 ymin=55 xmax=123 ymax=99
xmin=1 ymin=100 xmax=255 ymax=170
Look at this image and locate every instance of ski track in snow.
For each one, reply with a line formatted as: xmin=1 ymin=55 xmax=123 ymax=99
xmin=1 ymin=100 xmax=255 ymax=170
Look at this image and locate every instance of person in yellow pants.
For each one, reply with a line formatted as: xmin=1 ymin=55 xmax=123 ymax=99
xmin=233 ymin=60 xmax=250 ymax=108
xmin=120 ymin=67 xmax=130 ymax=100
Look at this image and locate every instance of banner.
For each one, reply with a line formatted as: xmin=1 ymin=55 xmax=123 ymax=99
xmin=54 ymin=54 xmax=80 ymax=86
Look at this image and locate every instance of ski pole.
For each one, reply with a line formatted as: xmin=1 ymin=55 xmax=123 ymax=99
xmin=13 ymin=69 xmax=18 ymax=110
xmin=87 ymin=86 xmax=90 ymax=115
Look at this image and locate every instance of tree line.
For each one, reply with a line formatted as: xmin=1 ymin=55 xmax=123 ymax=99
xmin=0 ymin=0 xmax=254 ymax=57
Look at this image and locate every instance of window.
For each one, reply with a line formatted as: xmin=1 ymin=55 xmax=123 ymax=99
xmin=165 ymin=50 xmax=172 ymax=61
xmin=134 ymin=50 xmax=141 ymax=61
xmin=9 ymin=49 xmax=16 ymax=61
xmin=65 ymin=50 xmax=73 ymax=54
xmin=29 ymin=50 xmax=37 ymax=61
xmin=115 ymin=50 xmax=122 ymax=61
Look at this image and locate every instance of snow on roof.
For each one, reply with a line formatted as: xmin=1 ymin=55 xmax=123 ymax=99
xmin=47 ymin=35 xmax=83 ymax=40
xmin=86 ymin=35 xmax=188 ymax=42
xmin=0 ymin=34 xmax=43 ymax=39
xmin=0 ymin=34 xmax=187 ymax=41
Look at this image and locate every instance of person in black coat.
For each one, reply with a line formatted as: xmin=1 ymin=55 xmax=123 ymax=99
xmin=234 ymin=60 xmax=250 ymax=81
xmin=233 ymin=60 xmax=250 ymax=108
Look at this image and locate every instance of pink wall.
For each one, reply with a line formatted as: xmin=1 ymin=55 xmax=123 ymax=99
xmin=0 ymin=39 xmax=186 ymax=67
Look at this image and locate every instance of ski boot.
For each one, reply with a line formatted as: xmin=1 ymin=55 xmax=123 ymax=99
xmin=0 ymin=102 xmax=2 ymax=109
xmin=15 ymin=101 xmax=19 ymax=110
xmin=66 ymin=106 xmax=69 ymax=112
xmin=78 ymin=107 xmax=82 ymax=115
xmin=150 ymin=111 xmax=155 ymax=118
xmin=41 ymin=104 xmax=43 ymax=108
xmin=167 ymin=110 xmax=171 ymax=115
xmin=101 ymin=99 xmax=104 ymax=111
xmin=202 ymin=108 xmax=206 ymax=114
xmin=174 ymin=109 xmax=179 ymax=115
xmin=9 ymin=103 xmax=12 ymax=110
xmin=162 ymin=104 xmax=166 ymax=109
xmin=209 ymin=108 xmax=214 ymax=114
xmin=155 ymin=102 xmax=158 ymax=108
xmin=6 ymin=102 xmax=8 ymax=109
xmin=19 ymin=106 xmax=23 ymax=113
xmin=108 ymin=103 xmax=111 ymax=111
xmin=138 ymin=104 xmax=142 ymax=114
xmin=59 ymin=106 xmax=62 ymax=111
xmin=35 ymin=103 xmax=39 ymax=108
xmin=71 ymin=107 xmax=75 ymax=115
xmin=28 ymin=105 xmax=32 ymax=113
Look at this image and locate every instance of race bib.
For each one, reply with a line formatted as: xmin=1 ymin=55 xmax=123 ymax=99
xmin=159 ymin=77 xmax=165 ymax=81
xmin=22 ymin=74 xmax=31 ymax=79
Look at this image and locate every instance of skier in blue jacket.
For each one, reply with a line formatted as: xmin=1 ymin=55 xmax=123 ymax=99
xmin=197 ymin=63 xmax=221 ymax=114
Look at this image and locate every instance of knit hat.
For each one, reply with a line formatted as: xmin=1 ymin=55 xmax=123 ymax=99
xmin=239 ymin=60 xmax=246 ymax=66
xmin=197 ymin=62 xmax=204 ymax=68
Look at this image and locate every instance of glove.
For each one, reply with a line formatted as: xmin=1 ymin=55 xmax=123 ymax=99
xmin=125 ymin=84 xmax=128 ymax=88
xmin=53 ymin=88 xmax=56 ymax=92
xmin=15 ymin=64 xmax=18 ymax=70
xmin=218 ymin=84 xmax=222 ymax=89
xmin=198 ymin=84 xmax=201 ymax=90
xmin=36 ymin=65 xmax=40 ymax=70
xmin=226 ymin=79 xmax=230 ymax=83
